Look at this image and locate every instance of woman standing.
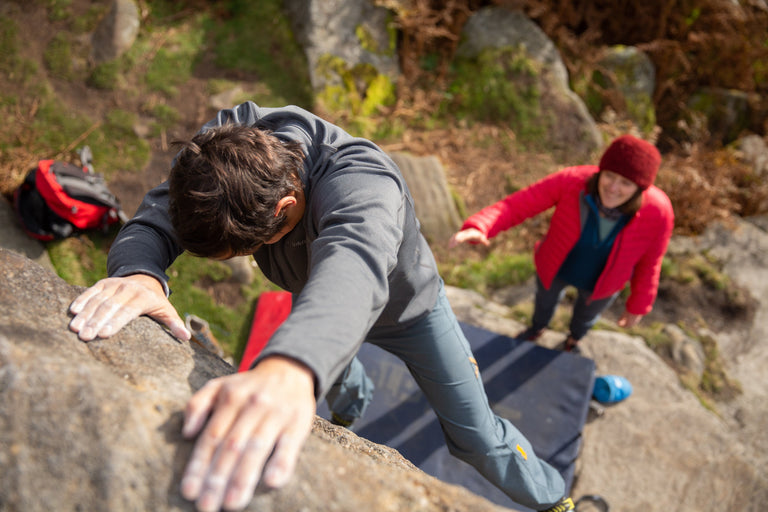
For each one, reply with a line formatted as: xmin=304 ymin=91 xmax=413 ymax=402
xmin=450 ymin=135 xmax=674 ymax=353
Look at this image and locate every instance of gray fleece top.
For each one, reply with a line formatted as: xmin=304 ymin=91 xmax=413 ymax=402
xmin=107 ymin=101 xmax=440 ymax=398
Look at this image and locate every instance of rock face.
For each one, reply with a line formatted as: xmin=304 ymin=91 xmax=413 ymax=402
xmin=0 ymin=248 xmax=512 ymax=512
xmin=91 ymin=0 xmax=140 ymax=63
xmin=283 ymin=0 xmax=398 ymax=116
xmin=390 ymin=152 xmax=462 ymax=244
xmin=3 ymin=219 xmax=768 ymax=512
xmin=595 ymin=45 xmax=657 ymax=133
xmin=457 ymin=7 xmax=602 ymax=161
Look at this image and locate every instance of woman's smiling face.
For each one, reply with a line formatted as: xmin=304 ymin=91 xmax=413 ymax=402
xmin=598 ymin=170 xmax=639 ymax=209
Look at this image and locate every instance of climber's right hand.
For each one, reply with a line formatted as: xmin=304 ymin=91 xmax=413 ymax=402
xmin=68 ymin=274 xmax=191 ymax=342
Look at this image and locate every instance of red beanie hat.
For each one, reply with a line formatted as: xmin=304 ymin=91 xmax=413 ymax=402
xmin=599 ymin=135 xmax=661 ymax=190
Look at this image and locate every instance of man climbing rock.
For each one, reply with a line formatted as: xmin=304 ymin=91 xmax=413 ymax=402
xmin=69 ymin=101 xmax=574 ymax=512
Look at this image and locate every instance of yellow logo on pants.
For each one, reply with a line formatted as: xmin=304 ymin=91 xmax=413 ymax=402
xmin=469 ymin=356 xmax=479 ymax=378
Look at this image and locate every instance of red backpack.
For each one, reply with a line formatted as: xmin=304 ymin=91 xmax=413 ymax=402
xmin=13 ymin=147 xmax=127 ymax=241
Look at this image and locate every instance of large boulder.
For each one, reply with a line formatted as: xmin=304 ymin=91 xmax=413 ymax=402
xmin=672 ymin=217 xmax=768 ymax=473
xmin=592 ymin=45 xmax=657 ymax=135
xmin=390 ymin=152 xmax=462 ymax=244
xmin=91 ymin=0 xmax=140 ymax=64
xmin=687 ymin=87 xmax=753 ymax=145
xmin=283 ymin=0 xmax=398 ymax=117
xmin=0 ymin=248 xmax=513 ymax=512
xmin=455 ymin=7 xmax=603 ymax=162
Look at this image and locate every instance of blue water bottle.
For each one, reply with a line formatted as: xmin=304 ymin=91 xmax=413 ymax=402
xmin=593 ymin=375 xmax=633 ymax=403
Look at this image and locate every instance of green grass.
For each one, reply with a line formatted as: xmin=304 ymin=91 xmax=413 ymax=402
xmin=661 ymin=252 xmax=730 ymax=291
xmin=95 ymin=109 xmax=151 ymax=175
xmin=44 ymin=0 xmax=73 ymax=22
xmin=88 ymin=60 xmax=122 ymax=90
xmin=165 ymin=253 xmax=281 ymax=361
xmin=72 ymin=4 xmax=108 ymax=34
xmin=440 ymin=251 xmax=535 ymax=295
xmin=440 ymin=46 xmax=545 ymax=145
xmin=44 ymin=33 xmax=75 ymax=80
xmin=144 ymin=20 xmax=205 ymax=97
xmin=150 ymin=103 xmax=180 ymax=133
xmin=47 ymin=232 xmax=116 ymax=288
xmin=32 ymin=96 xmax=95 ymax=154
xmin=0 ymin=17 xmax=40 ymax=87
xmin=205 ymin=0 xmax=312 ymax=108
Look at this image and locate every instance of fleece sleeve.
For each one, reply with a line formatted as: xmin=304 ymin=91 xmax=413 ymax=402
xmin=255 ymin=145 xmax=406 ymax=399
xmin=107 ymin=181 xmax=182 ymax=296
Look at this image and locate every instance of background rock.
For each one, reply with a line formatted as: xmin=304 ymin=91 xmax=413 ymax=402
xmin=457 ymin=7 xmax=602 ymax=161
xmin=90 ymin=0 xmax=140 ymax=63
xmin=674 ymin=217 xmax=768 ymax=477
xmin=390 ymin=152 xmax=462 ymax=244
xmin=593 ymin=45 xmax=657 ymax=133
xmin=0 ymin=197 xmax=54 ymax=272
xmin=283 ymin=0 xmax=399 ymax=97
xmin=687 ymin=87 xmax=752 ymax=145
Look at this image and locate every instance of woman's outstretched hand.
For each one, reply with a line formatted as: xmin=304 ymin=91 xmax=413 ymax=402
xmin=448 ymin=228 xmax=490 ymax=248
xmin=617 ymin=311 xmax=643 ymax=328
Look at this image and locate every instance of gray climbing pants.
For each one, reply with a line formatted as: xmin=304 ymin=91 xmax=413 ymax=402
xmin=325 ymin=281 xmax=566 ymax=510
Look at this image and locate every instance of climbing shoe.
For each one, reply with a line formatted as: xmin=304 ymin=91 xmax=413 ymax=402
xmin=185 ymin=314 xmax=224 ymax=358
xmin=563 ymin=335 xmax=581 ymax=354
xmin=538 ymin=496 xmax=575 ymax=512
xmin=330 ymin=412 xmax=355 ymax=428
xmin=516 ymin=326 xmax=544 ymax=341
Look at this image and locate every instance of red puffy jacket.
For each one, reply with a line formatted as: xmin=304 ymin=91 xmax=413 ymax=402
xmin=461 ymin=165 xmax=674 ymax=315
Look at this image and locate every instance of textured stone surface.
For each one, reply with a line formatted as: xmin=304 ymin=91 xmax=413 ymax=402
xmin=391 ymin=152 xmax=462 ymax=244
xmin=457 ymin=6 xmax=602 ymax=161
xmin=91 ymin=0 xmax=140 ymax=63
xmin=283 ymin=0 xmax=399 ymax=91
xmin=0 ymin=248 xmax=512 ymax=512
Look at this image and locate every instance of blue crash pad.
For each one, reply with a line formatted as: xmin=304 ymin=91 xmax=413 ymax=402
xmin=318 ymin=322 xmax=595 ymax=511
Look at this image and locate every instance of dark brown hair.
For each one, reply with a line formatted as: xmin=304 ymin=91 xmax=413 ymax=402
xmin=169 ymin=123 xmax=305 ymax=257
xmin=586 ymin=171 xmax=643 ymax=217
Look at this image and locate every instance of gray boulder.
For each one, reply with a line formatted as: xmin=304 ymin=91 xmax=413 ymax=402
xmin=283 ymin=0 xmax=398 ymax=115
xmin=0 ymin=248 xmax=512 ymax=512
xmin=91 ymin=0 xmax=140 ymax=64
xmin=687 ymin=87 xmax=752 ymax=145
xmin=390 ymin=152 xmax=462 ymax=244
xmin=737 ymin=134 xmax=768 ymax=177
xmin=594 ymin=46 xmax=657 ymax=134
xmin=456 ymin=7 xmax=602 ymax=161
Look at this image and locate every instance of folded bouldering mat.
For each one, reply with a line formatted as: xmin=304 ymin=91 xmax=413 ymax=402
xmin=238 ymin=291 xmax=292 ymax=373
xmin=317 ymin=322 xmax=595 ymax=511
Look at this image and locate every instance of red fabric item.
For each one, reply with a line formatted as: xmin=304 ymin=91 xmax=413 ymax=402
xmin=598 ymin=135 xmax=661 ymax=190
xmin=461 ymin=165 xmax=674 ymax=315
xmin=238 ymin=291 xmax=292 ymax=372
